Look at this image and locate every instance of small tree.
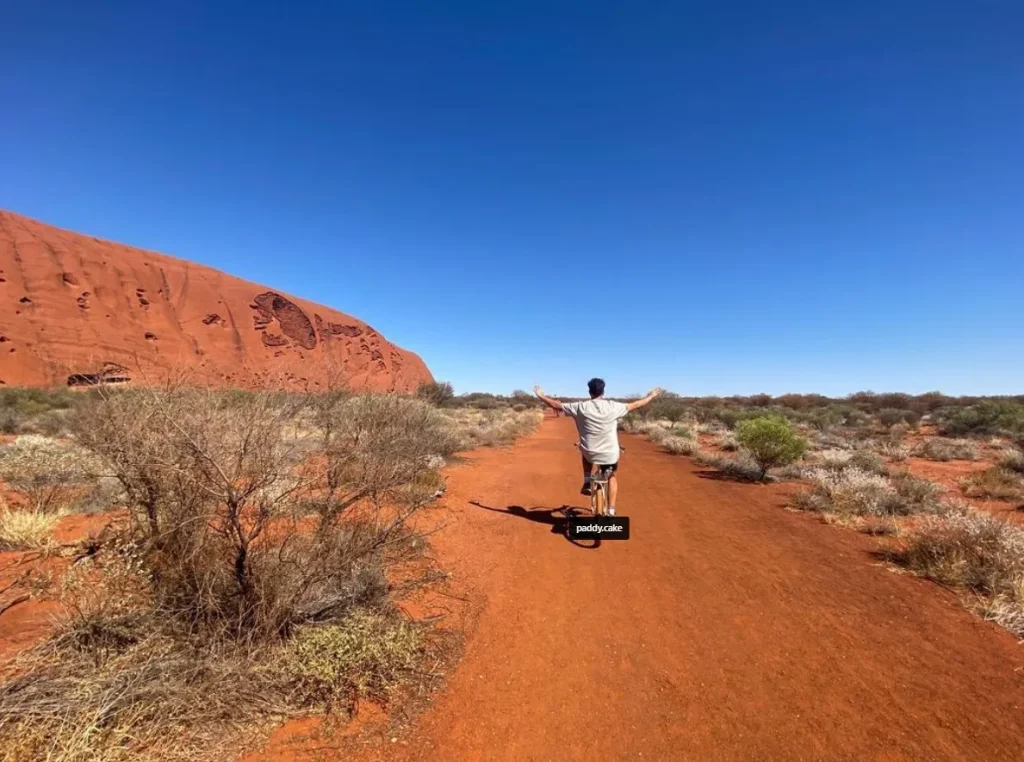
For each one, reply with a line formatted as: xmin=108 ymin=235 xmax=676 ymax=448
xmin=416 ymin=381 xmax=455 ymax=407
xmin=735 ymin=416 xmax=808 ymax=481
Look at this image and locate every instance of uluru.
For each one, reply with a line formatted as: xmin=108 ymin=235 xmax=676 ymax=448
xmin=0 ymin=210 xmax=432 ymax=391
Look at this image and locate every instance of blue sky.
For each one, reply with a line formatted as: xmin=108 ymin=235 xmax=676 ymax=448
xmin=2 ymin=1 xmax=1022 ymax=397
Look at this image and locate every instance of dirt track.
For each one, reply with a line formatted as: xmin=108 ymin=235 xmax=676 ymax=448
xmin=262 ymin=413 xmax=1024 ymax=761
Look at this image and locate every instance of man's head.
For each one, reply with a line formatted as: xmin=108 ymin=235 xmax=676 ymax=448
xmin=587 ymin=378 xmax=606 ymax=399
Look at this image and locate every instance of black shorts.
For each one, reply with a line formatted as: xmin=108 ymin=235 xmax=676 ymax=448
xmin=594 ymin=462 xmax=618 ymax=475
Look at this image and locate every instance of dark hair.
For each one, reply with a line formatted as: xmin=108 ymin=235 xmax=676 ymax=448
xmin=587 ymin=378 xmax=605 ymax=398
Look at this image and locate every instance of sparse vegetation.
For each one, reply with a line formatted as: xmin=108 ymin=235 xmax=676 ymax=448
xmin=961 ymin=467 xmax=1024 ymax=503
xmin=443 ymin=406 xmax=543 ymax=449
xmin=912 ymin=438 xmax=980 ymax=462
xmin=0 ymin=385 xmax=460 ymax=761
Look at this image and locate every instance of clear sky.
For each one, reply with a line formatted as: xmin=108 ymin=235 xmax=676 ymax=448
xmin=2 ymin=1 xmax=1022 ymax=398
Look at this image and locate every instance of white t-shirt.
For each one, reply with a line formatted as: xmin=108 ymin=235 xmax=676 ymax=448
xmin=560 ymin=397 xmax=630 ymax=465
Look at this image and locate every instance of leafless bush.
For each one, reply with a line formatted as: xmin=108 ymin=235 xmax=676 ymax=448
xmin=70 ymin=386 xmax=454 ymax=641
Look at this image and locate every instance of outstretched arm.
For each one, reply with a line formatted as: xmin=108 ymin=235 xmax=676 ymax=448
xmin=533 ymin=385 xmax=565 ymax=411
xmin=626 ymin=387 xmax=664 ymax=412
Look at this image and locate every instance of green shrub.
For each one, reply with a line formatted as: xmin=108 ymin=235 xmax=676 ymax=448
xmin=937 ymin=402 xmax=1024 ymax=438
xmin=735 ymin=416 xmax=808 ymax=480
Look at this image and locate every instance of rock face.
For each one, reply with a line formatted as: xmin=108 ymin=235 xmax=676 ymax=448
xmin=0 ymin=210 xmax=433 ymax=391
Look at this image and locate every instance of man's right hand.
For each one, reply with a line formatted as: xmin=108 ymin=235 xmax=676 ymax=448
xmin=649 ymin=387 xmax=664 ymax=398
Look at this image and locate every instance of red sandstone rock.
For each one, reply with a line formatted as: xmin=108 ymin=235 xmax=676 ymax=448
xmin=0 ymin=210 xmax=432 ymax=391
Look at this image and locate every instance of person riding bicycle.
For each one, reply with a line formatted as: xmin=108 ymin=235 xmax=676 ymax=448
xmin=533 ymin=380 xmax=662 ymax=516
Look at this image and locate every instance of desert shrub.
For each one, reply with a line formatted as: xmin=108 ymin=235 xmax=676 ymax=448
xmin=878 ymin=408 xmax=921 ymax=427
xmin=0 ymin=506 xmax=62 ymax=550
xmin=693 ymin=450 xmax=765 ymax=482
xmin=280 ymin=610 xmax=421 ymax=710
xmin=734 ymin=416 xmax=808 ymax=480
xmin=416 ymin=380 xmax=455 ymax=407
xmin=998 ymin=448 xmax=1024 ymax=475
xmin=888 ymin=471 xmax=944 ymax=513
xmin=900 ymin=509 xmax=1024 ymax=602
xmin=794 ymin=467 xmax=941 ymax=517
xmin=961 ymin=468 xmax=1024 ymax=503
xmin=70 ymin=387 xmax=453 ymax=641
xmin=936 ymin=402 xmax=1024 ymax=438
xmin=637 ymin=394 xmax=690 ymax=422
xmin=795 ymin=468 xmax=896 ymax=516
xmin=912 ymin=437 xmax=979 ymax=462
xmin=877 ymin=441 xmax=910 ymax=461
xmin=0 ymin=435 xmax=98 ymax=513
xmin=848 ymin=449 xmax=889 ymax=475
xmin=717 ymin=432 xmax=739 ymax=451
xmin=661 ymin=435 xmax=698 ymax=456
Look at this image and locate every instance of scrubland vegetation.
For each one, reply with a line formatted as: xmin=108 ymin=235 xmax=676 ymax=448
xmin=617 ymin=390 xmax=1024 ymax=637
xmin=0 ymin=382 xmax=541 ymax=761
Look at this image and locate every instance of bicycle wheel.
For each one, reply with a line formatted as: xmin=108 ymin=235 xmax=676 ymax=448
xmin=593 ymin=483 xmax=605 ymax=517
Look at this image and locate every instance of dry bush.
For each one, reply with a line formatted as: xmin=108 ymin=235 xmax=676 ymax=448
xmin=912 ymin=437 xmax=979 ymax=462
xmin=717 ymin=432 xmax=739 ymax=451
xmin=900 ymin=507 xmax=1024 ymax=637
xmin=69 ymin=386 xmax=454 ymax=641
xmin=693 ymin=450 xmax=765 ymax=482
xmin=444 ymin=407 xmax=542 ymax=449
xmin=793 ymin=466 xmax=942 ymax=518
xmin=0 ymin=386 xmax=454 ymax=761
xmin=877 ymin=441 xmax=910 ymax=461
xmin=0 ymin=506 xmax=63 ymax=550
xmin=998 ymin=448 xmax=1024 ymax=475
xmin=661 ymin=435 xmax=699 ymax=456
xmin=0 ymin=435 xmax=99 ymax=514
xmin=961 ymin=467 xmax=1024 ymax=503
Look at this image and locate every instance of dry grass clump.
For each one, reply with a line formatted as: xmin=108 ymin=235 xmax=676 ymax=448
xmin=0 ymin=506 xmax=64 ymax=550
xmin=0 ymin=435 xmax=99 ymax=514
xmin=0 ymin=385 xmax=454 ymax=762
xmin=793 ymin=466 xmax=942 ymax=518
xmin=912 ymin=437 xmax=979 ymax=462
xmin=997 ymin=448 xmax=1024 ymax=475
xmin=693 ymin=450 xmax=765 ymax=482
xmin=899 ymin=507 xmax=1024 ymax=636
xmin=444 ymin=407 xmax=542 ymax=449
xmin=661 ymin=435 xmax=699 ymax=456
xmin=961 ymin=467 xmax=1024 ymax=503
xmin=717 ymin=432 xmax=739 ymax=451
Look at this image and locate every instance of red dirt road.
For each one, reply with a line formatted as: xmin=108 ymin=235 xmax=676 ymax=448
xmin=262 ymin=415 xmax=1024 ymax=761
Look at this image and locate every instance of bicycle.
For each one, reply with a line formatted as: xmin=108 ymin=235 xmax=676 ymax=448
xmin=567 ymin=443 xmax=624 ymax=520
